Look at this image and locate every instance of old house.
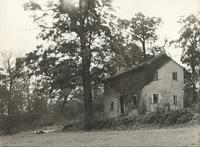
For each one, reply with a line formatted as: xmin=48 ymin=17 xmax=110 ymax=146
xmin=103 ymin=53 xmax=184 ymax=118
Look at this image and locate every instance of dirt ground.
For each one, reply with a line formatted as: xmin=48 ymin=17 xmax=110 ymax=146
xmin=0 ymin=126 xmax=200 ymax=147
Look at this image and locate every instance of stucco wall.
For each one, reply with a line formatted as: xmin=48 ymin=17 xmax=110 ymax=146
xmin=104 ymin=94 xmax=120 ymax=118
xmin=141 ymin=60 xmax=184 ymax=112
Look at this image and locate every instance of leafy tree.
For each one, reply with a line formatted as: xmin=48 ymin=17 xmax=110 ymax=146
xmin=174 ymin=14 xmax=200 ymax=101
xmin=129 ymin=12 xmax=162 ymax=60
xmin=0 ymin=52 xmax=17 ymax=115
xmin=0 ymin=52 xmax=36 ymax=115
xmin=0 ymin=74 xmax=9 ymax=117
xmin=24 ymin=0 xmax=114 ymax=128
xmin=0 ymin=52 xmax=30 ymax=133
xmin=101 ymin=18 xmax=144 ymax=74
xmin=22 ymin=48 xmax=78 ymax=114
xmin=15 ymin=57 xmax=33 ymax=112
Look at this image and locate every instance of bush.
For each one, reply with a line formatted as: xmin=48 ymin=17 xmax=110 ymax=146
xmin=138 ymin=101 xmax=147 ymax=115
xmin=0 ymin=111 xmax=63 ymax=134
xmin=80 ymin=109 xmax=194 ymax=130
xmin=165 ymin=110 xmax=193 ymax=125
xmin=0 ymin=112 xmax=42 ymax=134
xmin=83 ymin=116 xmax=138 ymax=130
xmin=141 ymin=109 xmax=194 ymax=126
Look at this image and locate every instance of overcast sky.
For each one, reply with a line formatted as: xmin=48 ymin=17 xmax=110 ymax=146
xmin=0 ymin=0 xmax=200 ymax=63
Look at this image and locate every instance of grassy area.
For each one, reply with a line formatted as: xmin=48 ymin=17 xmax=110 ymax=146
xmin=0 ymin=126 xmax=199 ymax=146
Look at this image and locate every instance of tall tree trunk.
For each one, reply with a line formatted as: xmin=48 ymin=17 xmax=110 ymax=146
xmin=191 ymin=65 xmax=196 ymax=101
xmin=60 ymin=92 xmax=70 ymax=114
xmin=6 ymin=70 xmax=13 ymax=134
xmin=198 ymin=69 xmax=200 ymax=98
xmin=8 ymin=70 xmax=13 ymax=116
xmin=27 ymin=78 xmax=31 ymax=113
xmin=80 ymin=34 xmax=93 ymax=130
xmin=60 ymin=97 xmax=67 ymax=114
xmin=142 ymin=40 xmax=146 ymax=60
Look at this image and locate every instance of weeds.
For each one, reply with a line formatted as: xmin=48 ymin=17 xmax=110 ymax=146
xmin=64 ymin=109 xmax=194 ymax=130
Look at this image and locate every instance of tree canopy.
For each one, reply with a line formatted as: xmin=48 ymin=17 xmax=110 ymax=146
xmin=174 ymin=13 xmax=200 ymax=101
xmin=23 ymin=0 xmax=117 ymax=129
xmin=129 ymin=13 xmax=162 ymax=60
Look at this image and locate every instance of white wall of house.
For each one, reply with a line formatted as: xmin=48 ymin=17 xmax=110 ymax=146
xmin=141 ymin=60 xmax=184 ymax=112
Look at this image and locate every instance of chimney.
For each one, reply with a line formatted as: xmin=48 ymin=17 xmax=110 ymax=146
xmin=118 ymin=66 xmax=126 ymax=73
xmin=160 ymin=49 xmax=167 ymax=55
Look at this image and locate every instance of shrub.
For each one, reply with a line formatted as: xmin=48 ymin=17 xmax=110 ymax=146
xmin=84 ymin=116 xmax=138 ymax=130
xmin=138 ymin=101 xmax=147 ymax=115
xmin=163 ymin=110 xmax=193 ymax=125
xmin=87 ymin=109 xmax=194 ymax=130
xmin=0 ymin=112 xmax=43 ymax=134
xmin=0 ymin=111 xmax=63 ymax=134
xmin=141 ymin=109 xmax=194 ymax=126
xmin=62 ymin=109 xmax=194 ymax=131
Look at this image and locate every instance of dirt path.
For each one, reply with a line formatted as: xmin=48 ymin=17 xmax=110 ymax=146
xmin=0 ymin=126 xmax=200 ymax=146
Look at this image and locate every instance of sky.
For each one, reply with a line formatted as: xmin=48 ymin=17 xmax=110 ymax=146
xmin=0 ymin=0 xmax=200 ymax=63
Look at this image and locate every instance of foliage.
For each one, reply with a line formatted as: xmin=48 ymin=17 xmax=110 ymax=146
xmin=105 ymin=18 xmax=144 ymax=72
xmin=178 ymin=14 xmax=200 ymax=68
xmin=0 ymin=52 xmax=29 ymax=116
xmin=63 ymin=109 xmax=194 ymax=131
xmin=23 ymin=45 xmax=80 ymax=114
xmin=0 ymin=52 xmax=55 ymax=133
xmin=140 ymin=109 xmax=193 ymax=125
xmin=172 ymin=14 xmax=200 ymax=101
xmin=24 ymin=0 xmax=116 ymax=129
xmin=53 ymin=99 xmax=83 ymax=119
xmin=137 ymin=100 xmax=147 ymax=115
xmin=129 ymin=12 xmax=162 ymax=59
xmin=184 ymin=70 xmax=194 ymax=107
xmin=0 ymin=85 xmax=9 ymax=116
xmin=0 ymin=112 xmax=41 ymax=134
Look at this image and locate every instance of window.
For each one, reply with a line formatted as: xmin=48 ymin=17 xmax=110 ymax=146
xmin=110 ymin=101 xmax=114 ymax=111
xmin=173 ymin=95 xmax=178 ymax=105
xmin=152 ymin=94 xmax=159 ymax=104
xmin=172 ymin=72 xmax=178 ymax=81
xmin=153 ymin=71 xmax=158 ymax=80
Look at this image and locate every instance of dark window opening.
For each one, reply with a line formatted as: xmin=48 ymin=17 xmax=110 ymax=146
xmin=173 ymin=95 xmax=178 ymax=105
xmin=110 ymin=101 xmax=114 ymax=111
xmin=172 ymin=72 xmax=178 ymax=81
xmin=132 ymin=95 xmax=137 ymax=105
xmin=120 ymin=96 xmax=124 ymax=114
xmin=153 ymin=94 xmax=159 ymax=104
xmin=153 ymin=71 xmax=158 ymax=80
xmin=131 ymin=95 xmax=137 ymax=109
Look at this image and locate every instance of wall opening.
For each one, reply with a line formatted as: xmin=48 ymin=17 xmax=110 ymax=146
xmin=173 ymin=95 xmax=178 ymax=105
xmin=152 ymin=94 xmax=159 ymax=104
xmin=132 ymin=95 xmax=137 ymax=109
xmin=110 ymin=101 xmax=114 ymax=111
xmin=120 ymin=96 xmax=125 ymax=114
xmin=172 ymin=72 xmax=178 ymax=81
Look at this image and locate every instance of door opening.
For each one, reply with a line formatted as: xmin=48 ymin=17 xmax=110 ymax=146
xmin=120 ymin=96 xmax=124 ymax=114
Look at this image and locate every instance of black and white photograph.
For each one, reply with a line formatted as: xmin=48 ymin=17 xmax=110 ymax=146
xmin=0 ymin=0 xmax=200 ymax=146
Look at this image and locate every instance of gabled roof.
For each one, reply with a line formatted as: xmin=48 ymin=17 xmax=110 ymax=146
xmin=104 ymin=53 xmax=183 ymax=82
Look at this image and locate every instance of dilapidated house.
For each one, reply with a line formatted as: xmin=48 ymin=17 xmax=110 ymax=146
xmin=103 ymin=53 xmax=184 ymax=118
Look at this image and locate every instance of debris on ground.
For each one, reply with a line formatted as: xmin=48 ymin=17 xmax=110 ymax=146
xmin=34 ymin=130 xmax=45 ymax=134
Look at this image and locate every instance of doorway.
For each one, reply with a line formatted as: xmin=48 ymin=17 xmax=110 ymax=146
xmin=120 ymin=96 xmax=124 ymax=114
